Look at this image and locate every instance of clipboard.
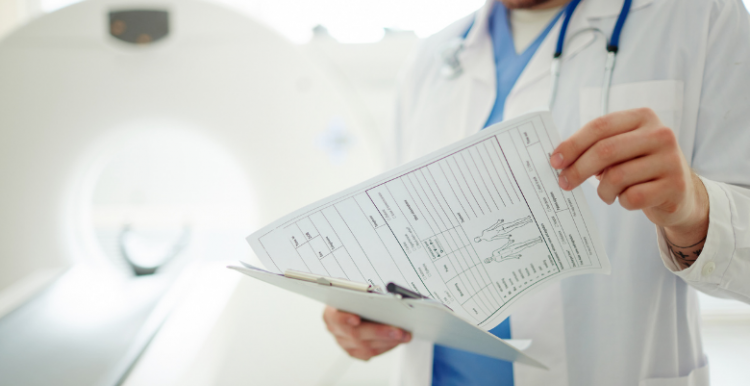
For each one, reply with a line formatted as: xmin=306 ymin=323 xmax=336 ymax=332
xmin=228 ymin=264 xmax=547 ymax=369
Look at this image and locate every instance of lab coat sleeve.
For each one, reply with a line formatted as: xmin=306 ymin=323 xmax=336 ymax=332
xmin=656 ymin=0 xmax=750 ymax=304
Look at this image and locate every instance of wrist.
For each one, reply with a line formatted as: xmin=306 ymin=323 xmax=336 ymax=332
xmin=662 ymin=173 xmax=709 ymax=269
xmin=663 ymin=173 xmax=709 ymax=245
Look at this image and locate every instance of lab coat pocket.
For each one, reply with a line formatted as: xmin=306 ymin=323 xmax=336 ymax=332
xmin=638 ymin=363 xmax=710 ymax=386
xmin=579 ymin=80 xmax=684 ymax=131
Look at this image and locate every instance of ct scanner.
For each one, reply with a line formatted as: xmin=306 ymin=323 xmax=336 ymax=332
xmin=0 ymin=0 xmax=389 ymax=384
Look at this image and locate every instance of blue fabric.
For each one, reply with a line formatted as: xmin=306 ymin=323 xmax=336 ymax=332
xmin=555 ymin=0 xmax=583 ymax=56
xmin=431 ymin=4 xmax=561 ymax=386
xmin=609 ymin=0 xmax=632 ymax=49
xmin=484 ymin=2 xmax=563 ymax=127
xmin=432 ymin=318 xmax=513 ymax=386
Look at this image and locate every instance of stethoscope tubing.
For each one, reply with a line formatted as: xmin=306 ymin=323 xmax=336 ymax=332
xmin=550 ymin=0 xmax=633 ymax=116
xmin=441 ymin=0 xmax=633 ymax=118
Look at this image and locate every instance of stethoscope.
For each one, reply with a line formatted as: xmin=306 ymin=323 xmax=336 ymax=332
xmin=441 ymin=0 xmax=633 ymax=116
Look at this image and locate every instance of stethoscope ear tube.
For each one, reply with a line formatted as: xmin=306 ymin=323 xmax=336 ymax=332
xmin=554 ymin=0 xmax=583 ymax=58
xmin=610 ymin=0 xmax=633 ymax=50
xmin=442 ymin=0 xmax=632 ymax=118
xmin=548 ymin=0 xmax=632 ymax=116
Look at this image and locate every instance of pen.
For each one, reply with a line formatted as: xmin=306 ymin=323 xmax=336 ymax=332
xmin=386 ymin=282 xmax=430 ymax=299
xmin=284 ymin=269 xmax=373 ymax=292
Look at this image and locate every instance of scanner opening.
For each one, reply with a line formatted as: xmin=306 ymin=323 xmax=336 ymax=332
xmin=69 ymin=123 xmax=258 ymax=274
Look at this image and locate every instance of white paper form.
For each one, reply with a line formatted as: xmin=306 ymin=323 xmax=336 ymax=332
xmin=247 ymin=112 xmax=610 ymax=330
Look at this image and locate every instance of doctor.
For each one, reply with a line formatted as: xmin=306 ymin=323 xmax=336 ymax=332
xmin=323 ymin=0 xmax=750 ymax=384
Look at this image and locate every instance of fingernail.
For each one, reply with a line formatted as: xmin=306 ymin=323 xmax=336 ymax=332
xmin=558 ymin=175 xmax=569 ymax=190
xmin=551 ymin=153 xmax=564 ymax=168
xmin=347 ymin=317 xmax=358 ymax=326
xmin=403 ymin=333 xmax=412 ymax=342
xmin=390 ymin=329 xmax=402 ymax=339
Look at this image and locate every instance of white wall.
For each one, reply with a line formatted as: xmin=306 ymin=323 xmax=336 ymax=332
xmin=299 ymin=28 xmax=419 ymax=158
xmin=0 ymin=0 xmax=24 ymax=37
xmin=1 ymin=1 xmax=749 ymax=385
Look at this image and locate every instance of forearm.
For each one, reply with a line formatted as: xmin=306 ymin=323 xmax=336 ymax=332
xmin=654 ymin=177 xmax=750 ymax=305
xmin=663 ymin=233 xmax=706 ymax=270
xmin=662 ymin=173 xmax=710 ymax=269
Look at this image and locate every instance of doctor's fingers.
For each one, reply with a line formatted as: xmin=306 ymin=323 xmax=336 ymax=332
xmin=324 ymin=308 xmax=410 ymax=341
xmin=551 ymin=107 xmax=660 ymax=170
xmin=556 ymin=127 xmax=661 ymax=190
xmin=331 ymin=320 xmax=411 ymax=342
xmin=335 ymin=335 xmax=406 ymax=351
xmin=324 ymin=306 xmax=362 ymax=329
xmin=596 ymin=154 xmax=672 ymax=205
xmin=333 ymin=328 xmax=409 ymax=360
xmin=338 ymin=340 xmax=399 ymax=361
xmin=617 ymin=178 xmax=679 ymax=212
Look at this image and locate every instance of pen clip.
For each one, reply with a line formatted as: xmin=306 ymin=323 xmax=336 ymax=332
xmin=284 ymin=269 xmax=373 ymax=292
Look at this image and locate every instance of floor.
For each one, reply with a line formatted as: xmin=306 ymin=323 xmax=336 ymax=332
xmin=699 ymin=292 xmax=750 ymax=386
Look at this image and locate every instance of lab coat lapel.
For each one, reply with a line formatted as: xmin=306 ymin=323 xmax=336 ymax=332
xmin=459 ymin=37 xmax=496 ymax=137
xmin=458 ymin=0 xmax=497 ymax=137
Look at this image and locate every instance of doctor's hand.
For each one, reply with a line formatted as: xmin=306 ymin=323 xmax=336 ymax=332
xmin=550 ymin=108 xmax=709 ymax=263
xmin=323 ymin=306 xmax=412 ymax=361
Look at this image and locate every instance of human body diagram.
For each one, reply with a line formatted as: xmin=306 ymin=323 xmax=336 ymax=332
xmin=483 ymin=236 xmax=543 ymax=263
xmin=472 ymin=216 xmax=541 ymax=263
xmin=473 ymin=216 xmax=533 ymax=243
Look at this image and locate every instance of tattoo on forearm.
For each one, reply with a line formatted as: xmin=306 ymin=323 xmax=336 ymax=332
xmin=666 ymin=236 xmax=707 ymax=269
xmin=666 ymin=236 xmax=707 ymax=249
xmin=674 ymin=250 xmax=689 ymax=259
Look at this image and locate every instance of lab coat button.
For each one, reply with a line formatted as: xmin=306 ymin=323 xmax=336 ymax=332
xmin=701 ymin=261 xmax=716 ymax=276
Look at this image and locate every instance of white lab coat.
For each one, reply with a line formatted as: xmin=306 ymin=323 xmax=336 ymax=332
xmin=389 ymin=0 xmax=750 ymax=385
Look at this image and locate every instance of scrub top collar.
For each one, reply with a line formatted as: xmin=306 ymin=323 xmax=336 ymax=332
xmin=461 ymin=0 xmax=656 ymax=53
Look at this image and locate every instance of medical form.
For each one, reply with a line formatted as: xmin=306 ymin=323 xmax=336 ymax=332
xmin=247 ymin=112 xmax=610 ymax=330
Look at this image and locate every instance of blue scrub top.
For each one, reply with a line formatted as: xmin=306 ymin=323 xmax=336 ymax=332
xmin=431 ymin=3 xmax=561 ymax=385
